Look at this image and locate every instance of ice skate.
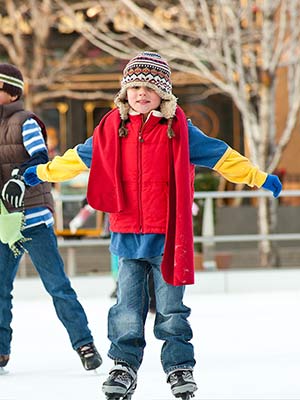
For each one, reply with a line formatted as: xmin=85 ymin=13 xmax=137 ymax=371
xmin=76 ymin=342 xmax=102 ymax=371
xmin=167 ymin=369 xmax=198 ymax=399
xmin=0 ymin=367 xmax=8 ymax=375
xmin=0 ymin=355 xmax=9 ymax=375
xmin=102 ymin=363 xmax=137 ymax=400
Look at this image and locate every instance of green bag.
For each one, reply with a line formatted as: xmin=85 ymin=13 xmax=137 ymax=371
xmin=0 ymin=200 xmax=30 ymax=256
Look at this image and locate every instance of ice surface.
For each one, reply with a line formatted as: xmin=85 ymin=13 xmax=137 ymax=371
xmin=1 ymin=272 xmax=300 ymax=400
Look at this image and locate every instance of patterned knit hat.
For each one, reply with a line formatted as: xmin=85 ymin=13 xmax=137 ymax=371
xmin=0 ymin=63 xmax=24 ymax=98
xmin=115 ymin=52 xmax=177 ymax=121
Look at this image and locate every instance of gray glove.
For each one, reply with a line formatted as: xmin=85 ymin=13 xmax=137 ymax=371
xmin=1 ymin=169 xmax=26 ymax=208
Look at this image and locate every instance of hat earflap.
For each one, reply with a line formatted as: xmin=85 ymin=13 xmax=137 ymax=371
xmin=160 ymin=97 xmax=177 ymax=120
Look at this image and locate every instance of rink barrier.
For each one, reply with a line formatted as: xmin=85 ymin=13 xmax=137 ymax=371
xmin=194 ymin=189 xmax=300 ymax=270
xmin=19 ymin=189 xmax=300 ymax=276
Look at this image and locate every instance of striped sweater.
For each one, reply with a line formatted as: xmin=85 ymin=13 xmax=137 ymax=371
xmin=22 ymin=118 xmax=53 ymax=229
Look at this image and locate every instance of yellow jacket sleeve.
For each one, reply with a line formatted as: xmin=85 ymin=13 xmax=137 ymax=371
xmin=213 ymin=147 xmax=267 ymax=188
xmin=36 ymin=148 xmax=89 ymax=182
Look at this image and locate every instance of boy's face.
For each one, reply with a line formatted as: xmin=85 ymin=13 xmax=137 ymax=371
xmin=126 ymin=86 xmax=161 ymax=117
xmin=0 ymin=86 xmax=17 ymax=105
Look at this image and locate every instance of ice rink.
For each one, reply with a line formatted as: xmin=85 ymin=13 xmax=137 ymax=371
xmin=1 ymin=270 xmax=300 ymax=400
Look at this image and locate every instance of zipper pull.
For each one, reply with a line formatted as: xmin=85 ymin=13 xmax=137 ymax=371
xmin=139 ymin=132 xmax=144 ymax=143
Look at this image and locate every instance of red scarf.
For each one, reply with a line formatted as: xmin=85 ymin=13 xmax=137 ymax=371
xmin=87 ymin=106 xmax=195 ymax=286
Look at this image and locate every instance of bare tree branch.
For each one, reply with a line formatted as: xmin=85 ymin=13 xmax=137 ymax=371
xmin=32 ymin=89 xmax=114 ymax=105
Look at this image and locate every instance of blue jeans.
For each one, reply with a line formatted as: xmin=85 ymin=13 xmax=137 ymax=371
xmin=0 ymin=224 xmax=93 ymax=355
xmin=107 ymin=256 xmax=195 ymax=373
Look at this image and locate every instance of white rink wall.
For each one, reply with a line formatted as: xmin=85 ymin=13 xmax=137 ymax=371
xmin=1 ymin=270 xmax=300 ymax=400
xmin=14 ymin=268 xmax=300 ymax=299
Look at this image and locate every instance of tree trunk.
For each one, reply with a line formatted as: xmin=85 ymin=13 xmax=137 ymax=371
xmin=24 ymin=87 xmax=34 ymax=111
xmin=257 ymin=197 xmax=280 ymax=267
xmin=241 ymin=96 xmax=279 ymax=268
xmin=257 ymin=197 xmax=271 ymax=267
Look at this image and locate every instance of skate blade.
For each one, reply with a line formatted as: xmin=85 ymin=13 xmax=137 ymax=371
xmin=0 ymin=367 xmax=9 ymax=375
xmin=104 ymin=389 xmax=135 ymax=400
xmin=103 ymin=391 xmax=132 ymax=400
xmin=92 ymin=368 xmax=100 ymax=375
xmin=174 ymin=392 xmax=195 ymax=400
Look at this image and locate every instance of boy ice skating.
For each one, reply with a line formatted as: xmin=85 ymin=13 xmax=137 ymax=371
xmin=21 ymin=52 xmax=281 ymax=399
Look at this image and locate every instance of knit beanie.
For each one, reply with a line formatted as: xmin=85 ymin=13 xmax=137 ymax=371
xmin=0 ymin=63 xmax=24 ymax=98
xmin=115 ymin=52 xmax=177 ymax=122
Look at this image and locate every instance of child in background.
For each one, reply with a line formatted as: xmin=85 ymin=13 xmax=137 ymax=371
xmin=69 ymin=198 xmax=96 ymax=234
xmin=0 ymin=63 xmax=102 ymax=373
xmin=21 ymin=52 xmax=281 ymax=399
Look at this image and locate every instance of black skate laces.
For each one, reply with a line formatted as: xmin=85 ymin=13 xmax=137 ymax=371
xmin=110 ymin=364 xmax=137 ymax=382
xmin=168 ymin=369 xmax=194 ymax=383
xmin=77 ymin=343 xmax=96 ymax=358
xmin=111 ymin=370 xmax=132 ymax=384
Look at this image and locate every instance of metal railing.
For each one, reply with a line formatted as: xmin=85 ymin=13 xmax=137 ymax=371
xmin=195 ymin=189 xmax=300 ymax=269
xmin=19 ymin=189 xmax=300 ymax=276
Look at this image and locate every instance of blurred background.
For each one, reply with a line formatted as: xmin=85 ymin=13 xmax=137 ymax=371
xmin=1 ymin=1 xmax=300 ymax=277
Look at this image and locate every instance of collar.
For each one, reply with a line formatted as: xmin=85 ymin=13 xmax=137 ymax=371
xmin=0 ymin=99 xmax=24 ymax=120
xmin=129 ymin=108 xmax=163 ymax=121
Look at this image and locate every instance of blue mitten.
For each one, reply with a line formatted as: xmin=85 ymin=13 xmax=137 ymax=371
xmin=262 ymin=174 xmax=282 ymax=198
xmin=23 ymin=166 xmax=43 ymax=186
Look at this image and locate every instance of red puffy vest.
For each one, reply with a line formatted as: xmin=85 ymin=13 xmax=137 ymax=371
xmin=88 ymin=107 xmax=195 ymax=285
xmin=109 ymin=112 xmax=176 ymax=233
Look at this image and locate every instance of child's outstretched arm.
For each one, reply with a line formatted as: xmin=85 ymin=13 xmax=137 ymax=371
xmin=188 ymin=120 xmax=282 ymax=198
xmin=24 ymin=137 xmax=93 ymax=186
xmin=214 ymin=149 xmax=282 ymax=198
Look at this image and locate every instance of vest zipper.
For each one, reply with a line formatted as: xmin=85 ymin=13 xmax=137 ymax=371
xmin=138 ymin=124 xmax=144 ymax=232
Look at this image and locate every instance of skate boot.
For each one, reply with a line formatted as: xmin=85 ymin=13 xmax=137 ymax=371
xmin=76 ymin=342 xmax=102 ymax=371
xmin=0 ymin=355 xmax=9 ymax=375
xmin=167 ymin=369 xmax=198 ymax=399
xmin=102 ymin=362 xmax=137 ymax=399
xmin=0 ymin=355 xmax=9 ymax=367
